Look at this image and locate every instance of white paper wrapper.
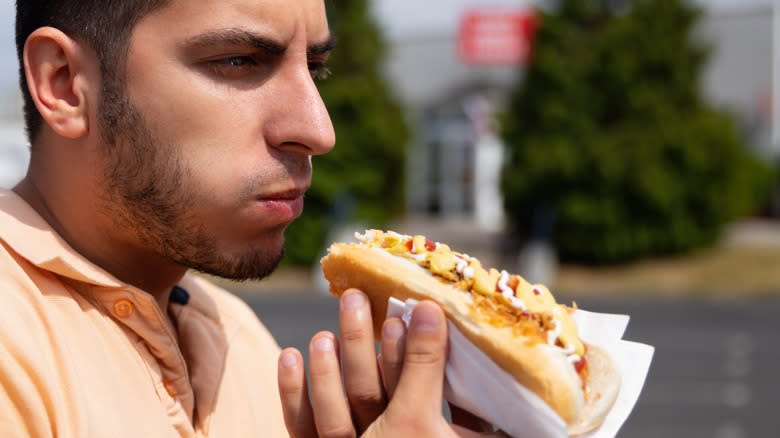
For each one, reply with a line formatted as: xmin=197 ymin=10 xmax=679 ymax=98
xmin=386 ymin=298 xmax=654 ymax=438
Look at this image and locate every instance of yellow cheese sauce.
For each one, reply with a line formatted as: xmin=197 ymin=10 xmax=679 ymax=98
xmin=354 ymin=230 xmax=586 ymax=358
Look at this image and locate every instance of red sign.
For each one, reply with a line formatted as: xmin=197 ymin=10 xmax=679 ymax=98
xmin=457 ymin=9 xmax=537 ymax=66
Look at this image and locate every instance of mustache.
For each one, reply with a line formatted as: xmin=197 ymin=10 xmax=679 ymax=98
xmin=239 ymin=154 xmax=313 ymax=198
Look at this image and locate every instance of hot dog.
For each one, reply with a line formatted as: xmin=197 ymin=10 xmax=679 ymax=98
xmin=320 ymin=230 xmax=621 ymax=435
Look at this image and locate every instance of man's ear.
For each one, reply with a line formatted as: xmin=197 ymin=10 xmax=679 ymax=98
xmin=24 ymin=27 xmax=97 ymax=139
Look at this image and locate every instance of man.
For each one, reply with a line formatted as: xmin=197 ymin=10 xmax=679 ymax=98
xmin=2 ymin=0 xmax=504 ymax=437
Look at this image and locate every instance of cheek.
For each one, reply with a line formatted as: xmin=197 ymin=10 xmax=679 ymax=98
xmin=140 ymin=106 xmax=262 ymax=200
xmin=130 ymin=70 xmax=264 ymax=155
xmin=182 ymin=157 xmax=247 ymax=206
xmin=179 ymin=149 xmax=283 ymax=222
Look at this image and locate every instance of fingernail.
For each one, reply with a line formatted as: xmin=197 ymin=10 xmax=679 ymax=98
xmin=410 ymin=305 xmax=440 ymax=332
xmin=312 ymin=336 xmax=334 ymax=351
xmin=280 ymin=351 xmax=298 ymax=368
xmin=383 ymin=318 xmax=405 ymax=341
xmin=342 ymin=291 xmax=365 ymax=310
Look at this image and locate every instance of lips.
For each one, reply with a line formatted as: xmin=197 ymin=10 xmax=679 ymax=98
xmin=255 ymin=188 xmax=307 ymax=221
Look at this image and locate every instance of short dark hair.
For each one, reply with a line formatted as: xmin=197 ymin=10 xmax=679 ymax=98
xmin=15 ymin=0 xmax=171 ymax=144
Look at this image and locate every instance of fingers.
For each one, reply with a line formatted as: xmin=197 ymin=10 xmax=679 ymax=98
xmin=379 ymin=317 xmax=406 ymax=399
xmin=308 ymin=332 xmax=356 ymax=438
xmin=387 ymin=301 xmax=448 ymax=417
xmin=278 ymin=348 xmax=317 ymax=438
xmin=338 ymin=289 xmax=386 ymax=431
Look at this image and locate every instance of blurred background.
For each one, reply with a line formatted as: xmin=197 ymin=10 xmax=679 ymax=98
xmin=2 ymin=0 xmax=779 ymax=436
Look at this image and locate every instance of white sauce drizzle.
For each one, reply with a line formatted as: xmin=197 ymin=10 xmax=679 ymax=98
xmin=510 ymin=296 xmax=527 ymax=310
xmin=547 ymin=325 xmax=581 ymax=365
xmin=408 ymin=253 xmax=427 ymax=262
xmin=496 ymin=270 xmax=528 ymax=310
xmin=497 ymin=270 xmax=512 ymax=297
xmin=454 ymin=256 xmax=469 ymax=274
xmin=547 ymin=310 xmax=582 ymax=366
xmin=454 ymin=254 xmax=476 ymax=278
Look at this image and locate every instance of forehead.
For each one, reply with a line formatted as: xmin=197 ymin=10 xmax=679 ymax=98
xmin=134 ymin=0 xmax=330 ymax=44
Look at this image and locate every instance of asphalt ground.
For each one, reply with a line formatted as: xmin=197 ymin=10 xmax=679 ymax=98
xmin=238 ymin=291 xmax=780 ymax=438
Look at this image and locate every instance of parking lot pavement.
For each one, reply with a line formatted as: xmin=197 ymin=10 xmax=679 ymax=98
xmin=242 ymin=292 xmax=780 ymax=438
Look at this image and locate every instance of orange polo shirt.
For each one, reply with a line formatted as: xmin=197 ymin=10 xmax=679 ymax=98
xmin=0 ymin=189 xmax=288 ymax=437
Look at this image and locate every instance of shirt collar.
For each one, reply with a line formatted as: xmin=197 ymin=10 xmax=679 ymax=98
xmin=0 ymin=188 xmax=125 ymax=288
xmin=0 ymin=188 xmax=230 ymax=323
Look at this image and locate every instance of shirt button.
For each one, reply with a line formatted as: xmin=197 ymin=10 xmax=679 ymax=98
xmin=113 ymin=299 xmax=134 ymax=318
xmin=163 ymin=379 xmax=177 ymax=397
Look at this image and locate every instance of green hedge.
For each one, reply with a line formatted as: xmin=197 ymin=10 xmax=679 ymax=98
xmin=501 ymin=0 xmax=775 ymax=264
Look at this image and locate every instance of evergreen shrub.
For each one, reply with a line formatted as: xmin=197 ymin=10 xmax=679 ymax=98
xmin=501 ymin=0 xmax=774 ymax=264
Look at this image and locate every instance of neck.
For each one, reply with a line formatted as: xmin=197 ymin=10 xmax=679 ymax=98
xmin=13 ymin=175 xmax=187 ymax=310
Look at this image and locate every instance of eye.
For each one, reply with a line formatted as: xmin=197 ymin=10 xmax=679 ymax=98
xmin=308 ymin=61 xmax=331 ymax=80
xmin=207 ymin=55 xmax=262 ymax=79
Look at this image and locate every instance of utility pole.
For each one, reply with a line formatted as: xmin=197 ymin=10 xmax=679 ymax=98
xmin=773 ymin=0 xmax=780 ymax=157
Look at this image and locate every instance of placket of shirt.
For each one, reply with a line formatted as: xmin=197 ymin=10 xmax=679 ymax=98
xmin=93 ymin=286 xmax=196 ymax=437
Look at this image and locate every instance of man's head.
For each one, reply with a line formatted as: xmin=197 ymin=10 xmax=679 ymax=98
xmin=16 ymin=0 xmax=172 ymax=144
xmin=17 ymin=0 xmax=336 ymax=284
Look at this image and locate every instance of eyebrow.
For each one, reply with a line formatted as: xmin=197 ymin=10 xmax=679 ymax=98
xmin=184 ymin=28 xmax=336 ymax=57
xmin=184 ymin=28 xmax=286 ymax=55
xmin=308 ymin=34 xmax=337 ymax=56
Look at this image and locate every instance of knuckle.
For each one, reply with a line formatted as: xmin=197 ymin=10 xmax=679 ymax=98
xmin=340 ymin=326 xmax=369 ymax=343
xmin=308 ymin=365 xmax=340 ymax=380
xmin=404 ymin=348 xmax=442 ymax=366
xmin=347 ymin=385 xmax=384 ymax=406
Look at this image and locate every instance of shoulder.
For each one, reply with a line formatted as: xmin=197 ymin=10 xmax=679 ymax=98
xmin=0 ymin=243 xmax=59 ymax=410
xmin=0 ymin=241 xmax=48 ymax=325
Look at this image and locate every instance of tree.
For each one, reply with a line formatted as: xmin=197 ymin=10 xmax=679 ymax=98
xmin=501 ymin=0 xmax=774 ymax=264
xmin=283 ymin=0 xmax=409 ymax=265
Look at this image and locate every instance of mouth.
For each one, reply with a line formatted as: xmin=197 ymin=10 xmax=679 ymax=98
xmin=255 ymin=188 xmax=307 ymax=221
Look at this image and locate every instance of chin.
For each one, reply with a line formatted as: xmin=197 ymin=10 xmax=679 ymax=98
xmin=176 ymin=234 xmax=287 ymax=282
xmin=197 ymin=247 xmax=285 ymax=281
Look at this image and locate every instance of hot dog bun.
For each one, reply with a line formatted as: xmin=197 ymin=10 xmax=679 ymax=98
xmin=320 ymin=230 xmax=620 ymax=435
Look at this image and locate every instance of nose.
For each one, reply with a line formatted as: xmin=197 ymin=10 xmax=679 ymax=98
xmin=264 ymin=63 xmax=336 ymax=156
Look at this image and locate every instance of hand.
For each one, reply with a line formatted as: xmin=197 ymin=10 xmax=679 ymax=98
xmin=277 ymin=288 xmax=508 ymax=437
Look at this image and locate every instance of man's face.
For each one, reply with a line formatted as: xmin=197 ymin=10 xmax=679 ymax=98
xmin=96 ymin=0 xmax=335 ymax=280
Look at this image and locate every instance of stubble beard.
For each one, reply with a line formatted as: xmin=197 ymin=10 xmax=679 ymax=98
xmin=96 ymin=83 xmax=284 ymax=281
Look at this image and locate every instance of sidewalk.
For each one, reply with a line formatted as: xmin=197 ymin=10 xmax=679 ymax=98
xmin=555 ymin=219 xmax=780 ymax=298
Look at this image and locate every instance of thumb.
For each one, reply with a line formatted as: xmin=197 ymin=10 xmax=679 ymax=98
xmin=388 ymin=301 xmax=448 ymax=416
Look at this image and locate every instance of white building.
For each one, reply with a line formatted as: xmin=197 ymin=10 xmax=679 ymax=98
xmin=0 ymin=88 xmax=27 ymax=190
